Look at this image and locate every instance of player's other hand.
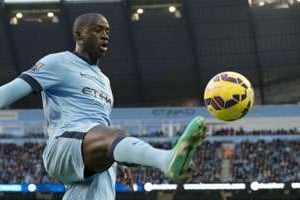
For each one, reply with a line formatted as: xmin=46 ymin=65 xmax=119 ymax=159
xmin=119 ymin=166 xmax=134 ymax=191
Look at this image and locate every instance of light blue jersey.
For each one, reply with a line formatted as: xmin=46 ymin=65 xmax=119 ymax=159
xmin=19 ymin=51 xmax=117 ymax=200
xmin=20 ymin=51 xmax=114 ymax=138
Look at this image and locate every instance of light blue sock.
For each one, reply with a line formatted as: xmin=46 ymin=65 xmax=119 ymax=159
xmin=113 ymin=137 xmax=171 ymax=174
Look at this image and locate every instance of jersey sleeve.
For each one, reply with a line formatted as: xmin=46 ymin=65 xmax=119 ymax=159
xmin=0 ymin=78 xmax=33 ymax=108
xmin=19 ymin=54 xmax=62 ymax=93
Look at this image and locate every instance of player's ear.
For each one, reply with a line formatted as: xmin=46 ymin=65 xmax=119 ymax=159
xmin=74 ymin=31 xmax=83 ymax=44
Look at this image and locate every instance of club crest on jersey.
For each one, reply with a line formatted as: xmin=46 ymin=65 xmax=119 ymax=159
xmin=31 ymin=62 xmax=45 ymax=72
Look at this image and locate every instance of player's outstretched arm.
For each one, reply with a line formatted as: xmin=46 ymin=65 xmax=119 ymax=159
xmin=0 ymin=78 xmax=33 ymax=108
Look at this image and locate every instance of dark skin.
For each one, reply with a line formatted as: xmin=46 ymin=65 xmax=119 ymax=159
xmin=73 ymin=13 xmax=133 ymax=190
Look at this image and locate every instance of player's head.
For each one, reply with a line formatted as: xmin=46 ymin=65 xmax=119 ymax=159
xmin=73 ymin=13 xmax=110 ymax=63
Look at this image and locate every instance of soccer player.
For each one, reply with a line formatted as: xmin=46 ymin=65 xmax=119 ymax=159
xmin=0 ymin=13 xmax=206 ymax=199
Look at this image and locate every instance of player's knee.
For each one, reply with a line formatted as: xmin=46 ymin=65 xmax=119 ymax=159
xmin=114 ymin=128 xmax=130 ymax=137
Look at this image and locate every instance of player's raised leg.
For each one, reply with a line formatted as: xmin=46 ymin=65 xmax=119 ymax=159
xmin=82 ymin=116 xmax=206 ymax=182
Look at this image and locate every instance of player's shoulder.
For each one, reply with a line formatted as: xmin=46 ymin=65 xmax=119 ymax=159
xmin=40 ymin=51 xmax=69 ymax=63
xmin=34 ymin=51 xmax=70 ymax=71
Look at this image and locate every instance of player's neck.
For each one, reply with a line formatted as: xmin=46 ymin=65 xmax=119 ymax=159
xmin=73 ymin=51 xmax=98 ymax=66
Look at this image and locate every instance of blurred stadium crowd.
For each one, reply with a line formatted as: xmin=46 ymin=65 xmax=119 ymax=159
xmin=213 ymin=128 xmax=300 ymax=136
xmin=231 ymin=140 xmax=300 ymax=183
xmin=0 ymin=129 xmax=299 ymax=185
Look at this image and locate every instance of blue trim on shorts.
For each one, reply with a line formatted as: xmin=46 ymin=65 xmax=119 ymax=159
xmin=55 ymin=131 xmax=86 ymax=139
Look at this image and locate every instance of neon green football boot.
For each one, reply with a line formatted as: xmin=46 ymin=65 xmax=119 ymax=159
xmin=167 ymin=116 xmax=206 ymax=182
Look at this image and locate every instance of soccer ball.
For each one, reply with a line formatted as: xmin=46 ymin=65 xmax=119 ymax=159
xmin=204 ymin=71 xmax=254 ymax=121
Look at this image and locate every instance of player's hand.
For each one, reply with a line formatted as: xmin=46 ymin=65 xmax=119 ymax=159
xmin=120 ymin=166 xmax=134 ymax=191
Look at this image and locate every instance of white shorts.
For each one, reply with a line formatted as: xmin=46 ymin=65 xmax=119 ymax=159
xmin=42 ymin=132 xmax=117 ymax=200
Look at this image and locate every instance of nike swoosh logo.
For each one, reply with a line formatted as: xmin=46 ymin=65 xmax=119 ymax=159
xmin=80 ymin=72 xmax=105 ymax=87
xmin=80 ymin=72 xmax=98 ymax=80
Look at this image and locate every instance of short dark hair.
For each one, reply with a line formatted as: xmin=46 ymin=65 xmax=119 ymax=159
xmin=72 ymin=13 xmax=105 ymax=34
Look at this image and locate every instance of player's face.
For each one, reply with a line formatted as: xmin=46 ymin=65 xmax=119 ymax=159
xmin=82 ymin=16 xmax=110 ymax=59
